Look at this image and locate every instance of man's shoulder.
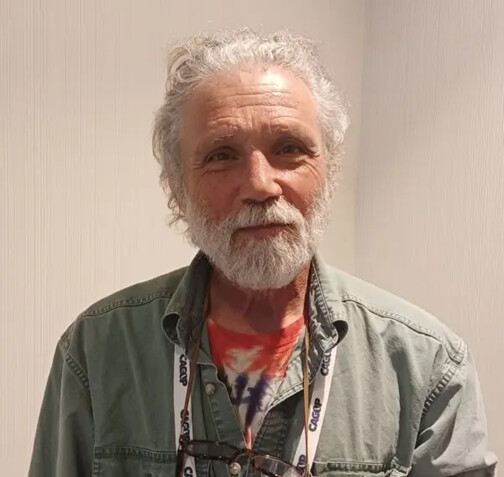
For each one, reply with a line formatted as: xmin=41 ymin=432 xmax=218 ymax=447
xmin=59 ymin=265 xmax=189 ymax=351
xmin=79 ymin=266 xmax=188 ymax=318
xmin=322 ymin=263 xmax=466 ymax=364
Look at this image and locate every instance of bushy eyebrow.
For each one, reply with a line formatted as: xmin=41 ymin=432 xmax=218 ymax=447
xmin=268 ymin=123 xmax=319 ymax=144
xmin=194 ymin=127 xmax=241 ymax=157
xmin=194 ymin=121 xmax=319 ymax=157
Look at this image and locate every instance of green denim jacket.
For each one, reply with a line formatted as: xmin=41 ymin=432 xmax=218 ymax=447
xmin=29 ymin=252 xmax=497 ymax=477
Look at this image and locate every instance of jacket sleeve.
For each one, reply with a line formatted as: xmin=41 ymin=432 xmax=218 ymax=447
xmin=411 ymin=347 xmax=497 ymax=477
xmin=29 ymin=339 xmax=94 ymax=477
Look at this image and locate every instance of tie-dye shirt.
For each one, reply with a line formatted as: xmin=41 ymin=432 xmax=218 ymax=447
xmin=207 ymin=317 xmax=304 ymax=447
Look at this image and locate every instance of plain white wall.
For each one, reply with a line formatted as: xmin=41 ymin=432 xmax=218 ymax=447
xmin=357 ymin=0 xmax=504 ymax=462
xmin=0 ymin=0 xmax=365 ymax=474
xmin=4 ymin=0 xmax=501 ymax=474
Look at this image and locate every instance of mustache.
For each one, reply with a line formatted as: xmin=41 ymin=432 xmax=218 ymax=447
xmin=220 ymin=199 xmax=305 ymax=230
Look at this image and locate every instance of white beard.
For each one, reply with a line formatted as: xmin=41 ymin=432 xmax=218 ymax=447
xmin=184 ymin=187 xmax=330 ymax=290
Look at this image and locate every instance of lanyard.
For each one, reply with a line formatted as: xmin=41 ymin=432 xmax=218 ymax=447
xmin=292 ymin=346 xmax=337 ymax=473
xmin=173 ymin=342 xmax=337 ymax=476
xmin=174 ymin=346 xmax=197 ymax=476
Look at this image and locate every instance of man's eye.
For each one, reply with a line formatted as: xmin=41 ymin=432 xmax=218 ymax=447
xmin=206 ymin=150 xmax=234 ymax=162
xmin=278 ymin=143 xmax=304 ymax=155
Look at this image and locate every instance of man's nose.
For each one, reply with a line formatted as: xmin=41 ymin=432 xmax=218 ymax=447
xmin=238 ymin=150 xmax=283 ymax=203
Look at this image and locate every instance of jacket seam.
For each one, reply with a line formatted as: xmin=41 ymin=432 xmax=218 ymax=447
xmin=62 ymin=347 xmax=91 ymax=395
xmin=422 ymin=342 xmax=467 ymax=415
xmin=340 ymin=294 xmax=464 ymax=363
xmin=312 ymin=458 xmax=410 ymax=473
xmin=77 ymin=291 xmax=173 ymax=319
xmin=92 ymin=458 xmax=101 ymax=477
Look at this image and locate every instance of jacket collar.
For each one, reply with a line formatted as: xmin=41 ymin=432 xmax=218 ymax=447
xmin=161 ymin=251 xmax=210 ymax=354
xmin=161 ymin=251 xmax=348 ymax=355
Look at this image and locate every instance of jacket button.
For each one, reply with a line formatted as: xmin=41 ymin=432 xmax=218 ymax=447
xmin=205 ymin=383 xmax=216 ymax=396
xmin=229 ymin=462 xmax=241 ymax=475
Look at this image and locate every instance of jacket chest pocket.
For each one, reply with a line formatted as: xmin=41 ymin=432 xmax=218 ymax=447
xmin=94 ymin=454 xmax=211 ymax=477
xmin=92 ymin=449 xmax=177 ymax=477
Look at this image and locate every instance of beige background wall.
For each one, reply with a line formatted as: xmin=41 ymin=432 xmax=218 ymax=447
xmin=1 ymin=0 xmax=502 ymax=474
xmin=0 ymin=0 xmax=364 ymax=474
xmin=357 ymin=0 xmax=504 ymax=462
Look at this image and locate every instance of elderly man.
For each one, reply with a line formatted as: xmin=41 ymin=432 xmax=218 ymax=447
xmin=29 ymin=29 xmax=496 ymax=477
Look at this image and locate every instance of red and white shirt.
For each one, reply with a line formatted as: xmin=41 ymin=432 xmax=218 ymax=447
xmin=208 ymin=317 xmax=304 ymax=448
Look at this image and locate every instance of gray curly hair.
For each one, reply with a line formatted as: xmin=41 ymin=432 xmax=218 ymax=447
xmin=152 ymin=28 xmax=350 ymax=224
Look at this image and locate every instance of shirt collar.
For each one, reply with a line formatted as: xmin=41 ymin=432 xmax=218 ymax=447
xmin=161 ymin=251 xmax=348 ymax=354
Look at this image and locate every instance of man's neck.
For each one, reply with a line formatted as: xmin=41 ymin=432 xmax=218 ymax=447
xmin=207 ymin=265 xmax=310 ymax=334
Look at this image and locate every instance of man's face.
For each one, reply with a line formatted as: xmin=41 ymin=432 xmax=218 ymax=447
xmin=179 ymin=64 xmax=330 ymax=290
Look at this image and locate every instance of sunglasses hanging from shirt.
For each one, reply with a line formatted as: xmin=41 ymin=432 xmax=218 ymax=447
xmin=173 ymin=318 xmax=337 ymax=477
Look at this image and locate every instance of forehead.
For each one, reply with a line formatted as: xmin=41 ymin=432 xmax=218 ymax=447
xmin=180 ymin=65 xmax=321 ymax=144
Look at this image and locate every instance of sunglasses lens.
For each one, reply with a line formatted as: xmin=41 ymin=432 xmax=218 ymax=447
xmin=185 ymin=441 xmax=238 ymax=459
xmin=253 ymin=455 xmax=304 ymax=476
